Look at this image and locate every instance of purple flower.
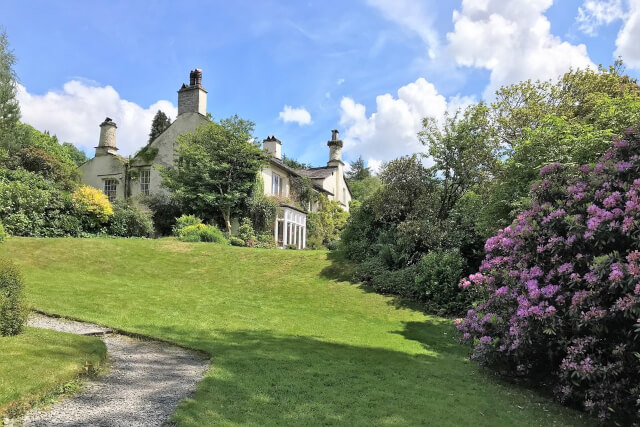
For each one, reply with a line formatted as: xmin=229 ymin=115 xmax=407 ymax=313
xmin=558 ymin=263 xmax=573 ymax=275
xmin=479 ymin=336 xmax=492 ymax=344
xmin=609 ymin=263 xmax=625 ymax=283
xmin=540 ymin=163 xmax=564 ymax=177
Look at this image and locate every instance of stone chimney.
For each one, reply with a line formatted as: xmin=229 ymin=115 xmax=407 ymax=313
xmin=263 ymin=136 xmax=282 ymax=160
xmin=178 ymin=68 xmax=207 ymax=116
xmin=95 ymin=117 xmax=118 ymax=156
xmin=327 ymin=129 xmax=343 ymax=165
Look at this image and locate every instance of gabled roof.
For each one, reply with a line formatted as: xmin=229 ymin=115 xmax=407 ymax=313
xmin=268 ymin=158 xmax=333 ymax=195
xmin=296 ymin=166 xmax=335 ymax=179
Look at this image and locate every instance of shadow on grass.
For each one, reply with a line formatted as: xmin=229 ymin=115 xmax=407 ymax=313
xmin=153 ymin=326 xmax=589 ymax=427
xmin=319 ymin=251 xmax=436 ymax=313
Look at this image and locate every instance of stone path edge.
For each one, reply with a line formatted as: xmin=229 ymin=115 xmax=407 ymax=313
xmin=30 ymin=309 xmax=210 ymax=359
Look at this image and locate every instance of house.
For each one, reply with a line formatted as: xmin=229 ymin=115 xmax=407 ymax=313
xmin=79 ymin=69 xmax=352 ymax=248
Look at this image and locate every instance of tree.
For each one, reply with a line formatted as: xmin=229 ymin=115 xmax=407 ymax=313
xmin=161 ymin=115 xmax=268 ymax=233
xmin=419 ymin=103 xmax=499 ymax=220
xmin=62 ymin=142 xmax=89 ymax=166
xmin=484 ymin=62 xmax=640 ymax=232
xmin=346 ymin=156 xmax=371 ymax=181
xmin=148 ymin=110 xmax=172 ymax=143
xmin=0 ymin=29 xmax=20 ymax=136
xmin=345 ymin=155 xmax=380 ymax=202
xmin=281 ymin=154 xmax=312 ymax=170
xmin=348 ymin=176 xmax=381 ymax=202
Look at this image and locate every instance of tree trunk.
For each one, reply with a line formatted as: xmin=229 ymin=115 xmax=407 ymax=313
xmin=222 ymin=208 xmax=232 ymax=235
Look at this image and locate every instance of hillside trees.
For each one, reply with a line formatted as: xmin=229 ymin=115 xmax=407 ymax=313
xmin=485 ymin=62 xmax=640 ymax=232
xmin=346 ymin=156 xmax=381 ymax=202
xmin=161 ymin=116 xmax=269 ymax=234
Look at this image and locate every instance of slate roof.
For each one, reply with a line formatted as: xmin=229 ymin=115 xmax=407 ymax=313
xmin=296 ymin=167 xmax=335 ymax=179
xmin=269 ymin=158 xmax=333 ymax=195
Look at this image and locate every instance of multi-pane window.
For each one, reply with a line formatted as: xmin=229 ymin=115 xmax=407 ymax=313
xmin=272 ymin=173 xmax=281 ymax=196
xmin=139 ymin=170 xmax=151 ymax=196
xmin=104 ymin=179 xmax=117 ymax=202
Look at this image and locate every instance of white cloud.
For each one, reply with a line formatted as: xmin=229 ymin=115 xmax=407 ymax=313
xmin=337 ymin=78 xmax=345 ymax=86
xmin=16 ymin=81 xmax=177 ymax=156
xmin=616 ymin=0 xmax=640 ymax=68
xmin=339 ymin=77 xmax=468 ymax=165
xmin=577 ymin=0 xmax=625 ymax=35
xmin=366 ymin=0 xmax=439 ymax=58
xmin=278 ymin=105 xmax=312 ymax=126
xmin=447 ymin=0 xmax=595 ymax=98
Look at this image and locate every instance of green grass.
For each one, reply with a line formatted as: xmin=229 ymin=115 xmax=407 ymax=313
xmin=1 ymin=238 xmax=591 ymax=426
xmin=0 ymin=326 xmax=106 ymax=417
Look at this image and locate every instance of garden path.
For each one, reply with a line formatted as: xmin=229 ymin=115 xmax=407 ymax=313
xmin=19 ymin=314 xmax=208 ymax=426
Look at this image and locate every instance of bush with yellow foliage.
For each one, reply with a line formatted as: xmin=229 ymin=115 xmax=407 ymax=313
xmin=72 ymin=185 xmax=113 ymax=229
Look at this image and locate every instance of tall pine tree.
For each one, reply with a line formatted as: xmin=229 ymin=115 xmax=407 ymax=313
xmin=148 ymin=110 xmax=172 ymax=143
xmin=0 ymin=28 xmax=20 ymax=135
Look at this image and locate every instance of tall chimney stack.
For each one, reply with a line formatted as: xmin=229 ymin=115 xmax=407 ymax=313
xmin=327 ymin=129 xmax=343 ymax=164
xmin=178 ymin=68 xmax=208 ymax=116
xmin=94 ymin=117 xmax=118 ymax=156
xmin=263 ymin=136 xmax=282 ymax=160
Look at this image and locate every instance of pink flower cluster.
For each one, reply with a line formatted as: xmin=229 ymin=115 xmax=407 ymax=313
xmin=456 ymin=125 xmax=640 ymax=422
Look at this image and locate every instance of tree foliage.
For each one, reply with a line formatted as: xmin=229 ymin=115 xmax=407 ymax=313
xmin=485 ymin=62 xmax=640 ymax=232
xmin=0 ymin=29 xmax=19 ymax=136
xmin=148 ymin=110 xmax=172 ymax=143
xmin=161 ymin=116 xmax=269 ymax=233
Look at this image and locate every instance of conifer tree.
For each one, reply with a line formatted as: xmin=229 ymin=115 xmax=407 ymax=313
xmin=148 ymin=110 xmax=172 ymax=143
xmin=0 ymin=29 xmax=20 ymax=135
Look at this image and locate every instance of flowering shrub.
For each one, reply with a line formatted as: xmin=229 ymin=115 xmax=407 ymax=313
xmin=72 ymin=185 xmax=113 ymax=228
xmin=456 ymin=126 xmax=640 ymax=423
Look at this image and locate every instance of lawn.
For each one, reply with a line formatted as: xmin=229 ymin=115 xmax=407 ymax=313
xmin=0 ymin=327 xmax=106 ymax=417
xmin=1 ymin=238 xmax=591 ymax=426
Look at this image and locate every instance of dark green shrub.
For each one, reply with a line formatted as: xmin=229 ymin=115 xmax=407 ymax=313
xmin=326 ymin=240 xmax=340 ymax=251
xmin=255 ymin=231 xmax=275 ymax=249
xmin=0 ymin=220 xmax=6 ymax=243
xmin=230 ymin=236 xmax=244 ymax=246
xmin=144 ymin=194 xmax=182 ymax=236
xmin=0 ymin=169 xmax=84 ymax=237
xmin=178 ymin=223 xmax=227 ymax=243
xmin=108 ymin=202 xmax=154 ymax=237
xmin=414 ymin=250 xmax=469 ymax=315
xmin=199 ymin=225 xmax=227 ymax=243
xmin=178 ymin=224 xmax=203 ymax=242
xmin=0 ymin=259 xmax=28 ymax=336
xmin=370 ymin=265 xmax=419 ymax=298
xmin=173 ymin=215 xmax=202 ymax=236
xmin=237 ymin=218 xmax=256 ymax=246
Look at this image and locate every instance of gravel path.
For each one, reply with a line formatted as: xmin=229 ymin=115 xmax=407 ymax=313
xmin=19 ymin=314 xmax=209 ymax=427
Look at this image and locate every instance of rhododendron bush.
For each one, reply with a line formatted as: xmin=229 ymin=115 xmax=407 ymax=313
xmin=456 ymin=126 xmax=640 ymax=423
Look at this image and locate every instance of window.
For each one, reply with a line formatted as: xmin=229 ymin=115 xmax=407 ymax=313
xmin=140 ymin=170 xmax=151 ymax=196
xmin=104 ymin=179 xmax=117 ymax=202
xmin=272 ymin=173 xmax=281 ymax=195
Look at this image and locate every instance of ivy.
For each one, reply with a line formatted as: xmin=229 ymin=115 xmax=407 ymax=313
xmin=134 ymin=146 xmax=159 ymax=163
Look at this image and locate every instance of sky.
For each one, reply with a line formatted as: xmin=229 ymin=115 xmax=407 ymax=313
xmin=3 ymin=0 xmax=640 ymax=171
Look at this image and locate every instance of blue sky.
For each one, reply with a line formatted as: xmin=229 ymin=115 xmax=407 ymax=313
xmin=3 ymin=0 xmax=640 ymax=169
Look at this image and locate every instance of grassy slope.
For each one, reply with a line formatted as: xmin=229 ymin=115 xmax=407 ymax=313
xmin=0 ymin=327 xmax=106 ymax=416
xmin=1 ymin=238 xmax=590 ymax=426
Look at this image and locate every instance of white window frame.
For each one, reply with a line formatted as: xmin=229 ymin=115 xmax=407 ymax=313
xmin=104 ymin=179 xmax=117 ymax=202
xmin=139 ymin=169 xmax=151 ymax=196
xmin=272 ymin=172 xmax=281 ymax=196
